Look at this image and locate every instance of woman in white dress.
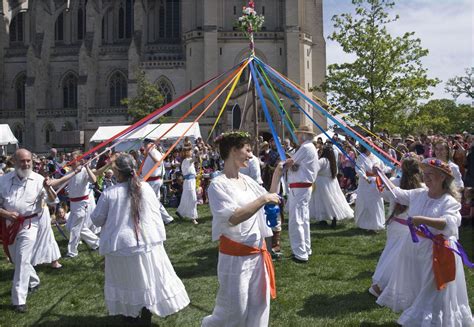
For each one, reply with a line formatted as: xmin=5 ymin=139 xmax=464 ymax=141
xmin=202 ymin=131 xmax=282 ymax=327
xmin=91 ymin=154 xmax=189 ymax=325
xmin=370 ymin=154 xmax=423 ymax=297
xmin=310 ymin=145 xmax=354 ymax=227
xmin=177 ymin=146 xmax=199 ymax=224
xmin=354 ymin=145 xmax=386 ymax=231
xmin=376 ymin=158 xmax=473 ymax=326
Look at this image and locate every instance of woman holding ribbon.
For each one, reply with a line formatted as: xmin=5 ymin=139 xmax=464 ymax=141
xmin=376 ymin=158 xmax=473 ymax=326
xmin=91 ymin=154 xmax=189 ymax=325
xmin=176 ymin=146 xmax=199 ymax=224
xmin=202 ymin=131 xmax=283 ymax=327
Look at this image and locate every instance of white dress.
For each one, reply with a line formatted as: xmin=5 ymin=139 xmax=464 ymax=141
xmin=31 ymin=204 xmax=61 ymax=266
xmin=91 ymin=182 xmax=190 ymax=318
xmin=202 ymin=173 xmax=273 ymax=327
xmin=376 ymin=188 xmax=473 ymax=326
xmin=372 ymin=179 xmax=420 ymax=289
xmin=309 ymin=158 xmax=354 ymax=221
xmin=354 ymin=154 xmax=385 ymax=230
xmin=177 ymin=158 xmax=198 ymax=219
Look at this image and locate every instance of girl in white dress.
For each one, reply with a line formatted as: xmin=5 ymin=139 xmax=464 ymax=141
xmin=91 ymin=154 xmax=189 ymax=325
xmin=202 ymin=131 xmax=282 ymax=327
xmin=354 ymin=145 xmax=386 ymax=231
xmin=310 ymin=145 xmax=354 ymax=227
xmin=177 ymin=147 xmax=199 ymax=224
xmin=370 ymin=154 xmax=423 ymax=297
xmin=376 ymin=158 xmax=473 ymax=326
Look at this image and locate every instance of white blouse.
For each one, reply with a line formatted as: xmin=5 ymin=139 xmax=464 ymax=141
xmin=91 ymin=182 xmax=166 ymax=255
xmin=208 ymin=173 xmax=273 ymax=247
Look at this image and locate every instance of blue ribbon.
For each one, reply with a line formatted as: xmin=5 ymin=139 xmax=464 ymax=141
xmin=254 ymin=57 xmax=394 ymax=169
xmin=249 ymin=61 xmax=286 ymax=161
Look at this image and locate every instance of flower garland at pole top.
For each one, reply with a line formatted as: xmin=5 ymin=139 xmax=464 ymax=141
xmin=235 ymin=0 xmax=265 ymax=55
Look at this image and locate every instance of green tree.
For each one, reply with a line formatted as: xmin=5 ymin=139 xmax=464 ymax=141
xmin=404 ymin=99 xmax=474 ymax=134
xmin=316 ymin=0 xmax=439 ymax=132
xmin=445 ymin=67 xmax=474 ymax=100
xmin=121 ymin=71 xmax=165 ymax=123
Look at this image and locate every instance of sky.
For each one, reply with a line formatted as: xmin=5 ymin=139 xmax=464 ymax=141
xmin=323 ymin=0 xmax=474 ymax=103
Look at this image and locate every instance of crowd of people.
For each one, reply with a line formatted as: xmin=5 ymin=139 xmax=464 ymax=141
xmin=0 ymin=126 xmax=473 ymax=326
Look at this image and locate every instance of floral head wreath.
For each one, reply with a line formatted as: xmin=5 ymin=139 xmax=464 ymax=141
xmin=214 ymin=131 xmax=252 ymax=143
xmin=401 ymin=152 xmax=421 ymax=162
xmin=420 ymin=157 xmax=453 ymax=177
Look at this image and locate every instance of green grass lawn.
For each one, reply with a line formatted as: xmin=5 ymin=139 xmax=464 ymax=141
xmin=0 ymin=205 xmax=472 ymax=327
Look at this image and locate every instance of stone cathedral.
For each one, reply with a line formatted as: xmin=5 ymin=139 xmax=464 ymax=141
xmin=0 ymin=0 xmax=326 ymax=152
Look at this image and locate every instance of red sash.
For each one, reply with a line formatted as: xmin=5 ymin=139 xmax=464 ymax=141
xmin=0 ymin=213 xmax=38 ymax=261
xmin=147 ymin=176 xmax=162 ymax=182
xmin=219 ymin=235 xmax=276 ymax=299
xmin=431 ymin=234 xmax=456 ymax=290
xmin=288 ymin=182 xmax=312 ymax=189
xmin=70 ymin=195 xmax=89 ymax=202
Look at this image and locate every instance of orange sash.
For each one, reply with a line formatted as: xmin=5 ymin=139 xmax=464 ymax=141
xmin=432 ymin=234 xmax=456 ymax=290
xmin=219 ymin=235 xmax=276 ymax=299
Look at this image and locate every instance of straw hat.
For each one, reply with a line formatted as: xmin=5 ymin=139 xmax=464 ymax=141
xmin=294 ymin=124 xmax=316 ymax=135
xmin=420 ymin=158 xmax=453 ymax=178
xmin=392 ymin=134 xmax=402 ymax=140
xmin=405 ymin=135 xmax=415 ymax=143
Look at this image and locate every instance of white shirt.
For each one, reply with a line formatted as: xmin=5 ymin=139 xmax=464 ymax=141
xmin=0 ymin=171 xmax=52 ymax=217
xmin=240 ymin=155 xmax=263 ymax=185
xmin=448 ymin=161 xmax=464 ymax=189
xmin=287 ymin=140 xmax=319 ymax=184
xmin=67 ymin=168 xmax=91 ymax=198
xmin=141 ymin=147 xmax=164 ymax=178
xmin=181 ymin=158 xmax=196 ymax=176
xmin=91 ymin=182 xmax=166 ymax=255
xmin=208 ymin=173 xmax=272 ymax=247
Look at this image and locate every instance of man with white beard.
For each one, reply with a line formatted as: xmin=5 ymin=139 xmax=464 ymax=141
xmin=0 ymin=149 xmax=57 ymax=313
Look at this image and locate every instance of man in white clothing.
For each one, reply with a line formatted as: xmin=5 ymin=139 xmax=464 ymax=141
xmin=0 ymin=149 xmax=57 ymax=312
xmin=239 ymin=154 xmax=263 ymax=185
xmin=284 ymin=125 xmax=319 ymax=263
xmin=51 ymin=152 xmax=101 ymax=257
xmin=140 ymin=139 xmax=174 ymax=225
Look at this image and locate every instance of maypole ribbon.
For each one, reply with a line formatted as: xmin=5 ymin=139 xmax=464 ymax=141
xmin=256 ymin=57 xmax=394 ymax=169
xmin=142 ymin=61 xmax=249 ymax=181
xmin=249 ymin=61 xmax=286 ymax=161
xmin=207 ymin=60 xmax=247 ymax=141
xmin=254 ymin=63 xmax=298 ymax=145
xmin=257 ymin=58 xmax=399 ymax=167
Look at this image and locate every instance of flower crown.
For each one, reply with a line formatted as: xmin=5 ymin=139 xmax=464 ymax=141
xmin=421 ymin=158 xmax=453 ymax=177
xmin=214 ymin=131 xmax=252 ymax=143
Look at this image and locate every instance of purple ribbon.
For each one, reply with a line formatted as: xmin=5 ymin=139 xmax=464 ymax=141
xmin=399 ymin=217 xmax=474 ymax=269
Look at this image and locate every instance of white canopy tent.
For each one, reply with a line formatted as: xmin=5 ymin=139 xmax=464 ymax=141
xmin=0 ymin=124 xmax=19 ymax=155
xmin=89 ymin=122 xmax=202 ymax=152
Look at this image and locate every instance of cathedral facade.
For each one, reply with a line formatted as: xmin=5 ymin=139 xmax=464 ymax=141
xmin=0 ymin=0 xmax=326 ymax=152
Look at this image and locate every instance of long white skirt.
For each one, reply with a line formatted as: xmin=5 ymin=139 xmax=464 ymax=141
xmin=355 ymin=183 xmax=385 ymax=230
xmin=202 ymin=252 xmax=270 ymax=327
xmin=177 ymin=178 xmax=198 ymax=219
xmin=372 ymin=215 xmax=408 ymax=289
xmin=104 ymin=243 xmax=190 ymax=318
xmin=31 ymin=207 xmax=61 ymax=266
xmin=377 ymin=237 xmax=473 ymax=326
xmin=309 ymin=176 xmax=354 ymax=221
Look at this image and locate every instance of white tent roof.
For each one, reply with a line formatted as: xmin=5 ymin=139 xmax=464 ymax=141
xmin=0 ymin=124 xmax=19 ymax=145
xmin=89 ymin=123 xmax=202 ymax=151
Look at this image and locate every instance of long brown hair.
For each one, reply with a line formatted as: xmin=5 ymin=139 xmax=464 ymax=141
xmin=115 ymin=154 xmax=142 ymax=244
xmin=320 ymin=145 xmax=337 ymax=179
xmin=391 ymin=157 xmax=422 ymax=217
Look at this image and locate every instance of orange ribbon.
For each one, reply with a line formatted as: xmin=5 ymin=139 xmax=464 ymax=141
xmin=219 ymin=235 xmax=276 ymax=299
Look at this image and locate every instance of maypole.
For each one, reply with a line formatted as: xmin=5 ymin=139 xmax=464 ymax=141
xmin=236 ymin=0 xmax=264 ymax=154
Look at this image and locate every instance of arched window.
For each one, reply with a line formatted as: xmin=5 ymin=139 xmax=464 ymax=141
xmin=232 ymin=104 xmax=241 ymax=130
xmin=118 ymin=6 xmax=125 ymax=39
xmin=77 ymin=7 xmax=86 ymax=40
xmin=118 ymin=0 xmax=133 ymax=40
xmin=150 ymin=0 xmax=179 ymax=42
xmin=13 ymin=124 xmax=23 ymax=144
xmin=15 ymin=74 xmax=26 ymax=110
xmin=157 ymin=78 xmax=174 ymax=116
xmin=62 ymin=73 xmax=78 ymax=108
xmin=9 ymin=13 xmax=24 ymax=43
xmin=44 ymin=123 xmax=55 ymax=144
xmin=109 ymin=72 xmax=127 ymax=107
xmin=55 ymin=12 xmax=64 ymax=41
